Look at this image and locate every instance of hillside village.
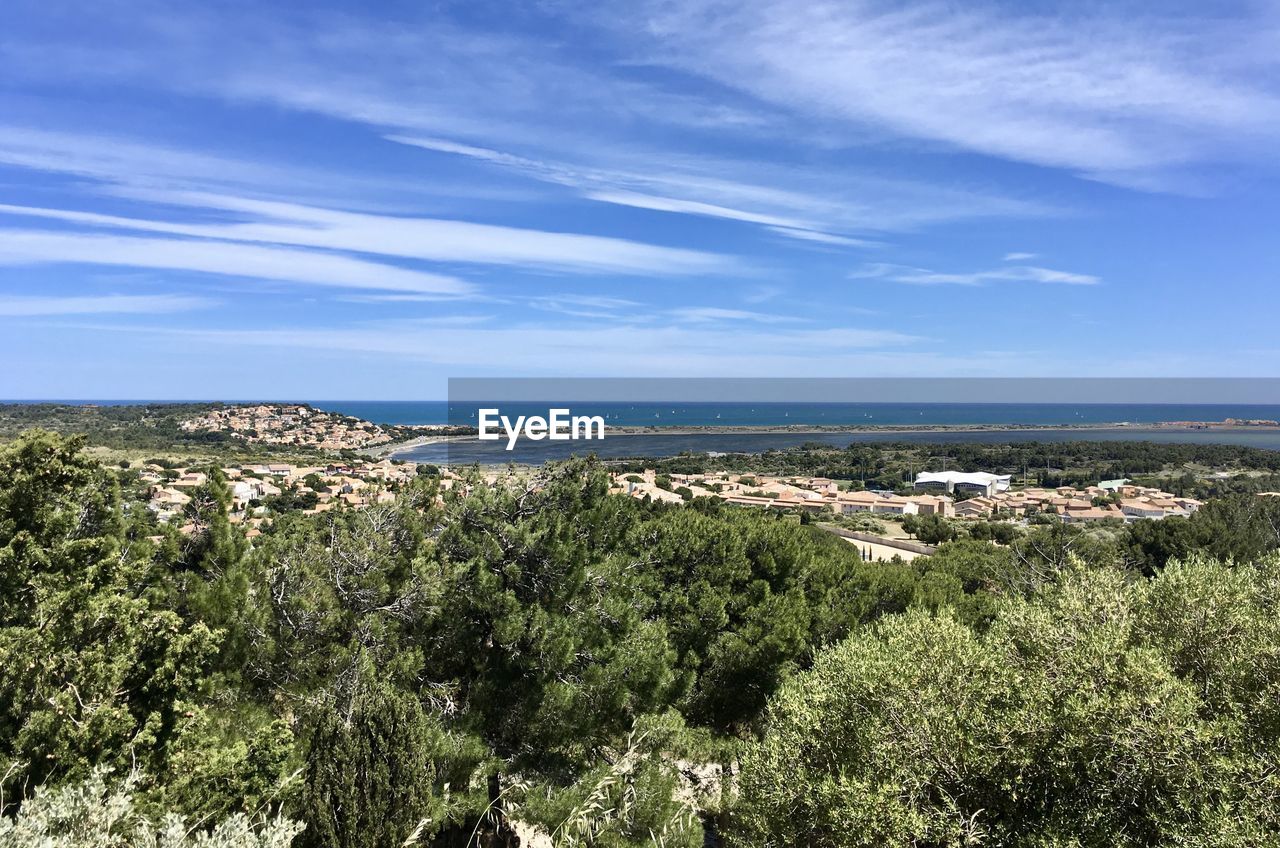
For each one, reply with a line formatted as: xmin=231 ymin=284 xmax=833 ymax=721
xmin=178 ymin=403 xmax=401 ymax=450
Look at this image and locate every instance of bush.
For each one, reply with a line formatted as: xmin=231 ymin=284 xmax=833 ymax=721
xmin=0 ymin=768 xmax=302 ymax=847
xmin=733 ymin=556 xmax=1280 ymax=847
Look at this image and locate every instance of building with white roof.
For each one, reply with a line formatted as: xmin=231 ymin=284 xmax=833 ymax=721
xmin=914 ymin=471 xmax=1012 ymax=497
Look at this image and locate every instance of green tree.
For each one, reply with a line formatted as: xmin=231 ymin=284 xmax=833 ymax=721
xmin=630 ymin=507 xmax=868 ymax=731
xmin=301 ymin=667 xmax=484 ymax=848
xmin=1124 ymin=495 xmax=1280 ymax=574
xmin=902 ymin=513 xmax=957 ymax=545
xmin=423 ymin=460 xmax=678 ymax=793
xmin=0 ymin=431 xmax=216 ymax=795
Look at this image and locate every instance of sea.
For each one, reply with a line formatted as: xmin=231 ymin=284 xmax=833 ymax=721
xmin=13 ymin=400 xmax=1280 ymax=463
xmin=305 ymin=401 xmax=1280 ymax=464
xmin=307 ymin=401 xmax=1280 ymax=429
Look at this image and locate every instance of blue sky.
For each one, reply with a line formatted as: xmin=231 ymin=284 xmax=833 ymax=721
xmin=1 ymin=0 xmax=1279 ymax=398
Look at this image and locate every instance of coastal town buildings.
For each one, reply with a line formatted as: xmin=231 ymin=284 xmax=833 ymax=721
xmin=178 ymin=404 xmax=398 ymax=450
xmin=610 ymin=469 xmax=1203 ymax=524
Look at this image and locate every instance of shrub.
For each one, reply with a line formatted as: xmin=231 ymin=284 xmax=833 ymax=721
xmin=0 ymin=768 xmax=302 ymax=848
xmin=733 ymin=556 xmax=1280 ymax=846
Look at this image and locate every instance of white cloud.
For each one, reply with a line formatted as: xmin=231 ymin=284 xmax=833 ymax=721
xmin=582 ymin=189 xmax=811 ymax=231
xmin=0 ymin=7 xmax=1066 ymax=256
xmin=0 ymin=195 xmax=739 ymax=278
xmin=0 ymin=126 xmax=521 ymax=212
xmin=851 ymin=262 xmax=1099 ymax=286
xmin=0 ymin=293 xmax=212 ymax=316
xmin=1003 ymin=252 xmax=1037 ymax=261
xmin=527 ymin=294 xmax=647 ymax=320
xmin=667 ymin=306 xmax=799 ymax=323
xmin=623 ymin=0 xmax=1280 ymax=184
xmin=0 ymin=230 xmax=473 ymax=295
xmin=391 ymin=134 xmax=1055 ymax=239
xmin=743 ymin=285 xmax=782 ymax=304
xmin=764 ymin=227 xmax=877 ymax=247
xmin=0 ymin=126 xmax=295 ymax=192
xmin=530 ymin=294 xmax=644 ymax=311
xmin=88 ymin=319 xmax=926 ymax=376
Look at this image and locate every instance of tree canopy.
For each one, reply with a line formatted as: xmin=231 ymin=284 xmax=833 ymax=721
xmin=3 ymin=428 xmax=1280 ymax=846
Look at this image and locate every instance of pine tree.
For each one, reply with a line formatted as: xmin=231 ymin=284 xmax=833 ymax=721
xmin=301 ymin=663 xmax=475 ymax=848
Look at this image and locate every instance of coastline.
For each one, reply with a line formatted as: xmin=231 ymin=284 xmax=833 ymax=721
xmin=363 ymin=433 xmax=457 ymax=458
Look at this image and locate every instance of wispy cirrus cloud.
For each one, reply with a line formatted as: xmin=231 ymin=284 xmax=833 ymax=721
xmin=75 ymin=319 xmax=926 ymax=377
xmin=0 ymin=194 xmax=740 ymax=279
xmin=391 ymin=134 xmax=1055 ymax=240
xmin=620 ymin=0 xmax=1280 ymax=187
xmin=523 ymin=299 xmax=813 ymax=325
xmin=0 ymin=229 xmax=474 ymax=295
xmin=668 ymin=306 xmax=800 ymax=323
xmin=1003 ymin=252 xmax=1037 ymax=261
xmin=526 ymin=294 xmax=645 ymax=320
xmin=0 ymin=126 xmax=537 ymax=212
xmin=0 ymin=293 xmax=212 ymax=316
xmin=0 ymin=3 xmax=1067 ymax=256
xmin=852 ymin=262 xmax=1099 ymax=286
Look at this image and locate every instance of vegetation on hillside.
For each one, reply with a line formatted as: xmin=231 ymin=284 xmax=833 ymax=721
xmin=2 ymin=428 xmax=1279 ymax=845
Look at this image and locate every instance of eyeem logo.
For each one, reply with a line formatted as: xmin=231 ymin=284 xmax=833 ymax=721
xmin=477 ymin=408 xmax=606 ymax=450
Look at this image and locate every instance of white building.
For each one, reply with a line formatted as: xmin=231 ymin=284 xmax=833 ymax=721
xmin=914 ymin=471 xmax=1012 ymax=498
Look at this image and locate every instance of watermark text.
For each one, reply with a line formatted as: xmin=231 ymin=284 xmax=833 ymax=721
xmin=477 ymin=408 xmax=606 ymax=450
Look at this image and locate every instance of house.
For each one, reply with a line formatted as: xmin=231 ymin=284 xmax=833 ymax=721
xmin=955 ymin=498 xmax=995 ymax=518
xmin=1120 ymin=500 xmax=1167 ymax=519
xmin=1063 ymin=506 xmax=1121 ymax=523
xmin=912 ymin=495 xmax=954 ymax=517
xmin=170 ymin=472 xmax=207 ymax=489
xmin=835 ymin=490 xmax=884 ymax=514
xmin=870 ymin=496 xmax=919 ymax=516
xmin=722 ymin=493 xmax=780 ymax=509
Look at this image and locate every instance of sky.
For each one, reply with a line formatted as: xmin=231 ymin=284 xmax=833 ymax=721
xmin=1 ymin=0 xmax=1279 ymax=399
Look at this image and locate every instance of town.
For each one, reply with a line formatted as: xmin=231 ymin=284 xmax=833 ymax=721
xmin=614 ymin=467 xmax=1205 ymax=522
xmin=178 ymin=403 xmax=402 ymax=450
xmin=136 ymin=417 xmax=1280 ymax=576
xmin=143 ymin=454 xmax=1253 ymax=558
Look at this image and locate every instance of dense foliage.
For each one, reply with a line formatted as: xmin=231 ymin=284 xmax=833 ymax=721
xmin=735 ymin=557 xmax=1280 ymax=846
xmin=0 ymin=431 xmax=884 ymax=843
xmin=3 ymin=429 xmax=1279 ymax=845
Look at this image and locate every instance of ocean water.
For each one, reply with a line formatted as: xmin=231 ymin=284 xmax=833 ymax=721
xmin=309 ymin=401 xmax=1280 ymax=428
xmin=14 ymin=400 xmax=1280 ymax=428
